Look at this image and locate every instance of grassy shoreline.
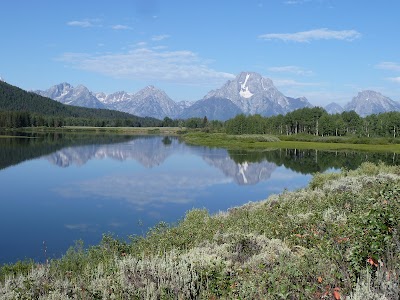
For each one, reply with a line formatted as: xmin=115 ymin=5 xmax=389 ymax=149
xmin=1 ymin=126 xmax=186 ymax=137
xmin=0 ymin=135 xmax=38 ymax=139
xmin=1 ymin=162 xmax=399 ymax=299
xmin=182 ymin=132 xmax=400 ymax=153
xmin=3 ymin=126 xmax=400 ymax=153
xmin=59 ymin=126 xmax=185 ymax=135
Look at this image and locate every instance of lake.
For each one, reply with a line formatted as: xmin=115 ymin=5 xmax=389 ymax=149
xmin=1 ymin=133 xmax=399 ymax=265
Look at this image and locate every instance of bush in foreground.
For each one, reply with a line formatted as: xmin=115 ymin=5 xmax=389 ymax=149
xmin=1 ymin=162 xmax=399 ymax=299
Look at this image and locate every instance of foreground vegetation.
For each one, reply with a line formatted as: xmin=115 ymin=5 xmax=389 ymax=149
xmin=1 ymin=162 xmax=399 ymax=299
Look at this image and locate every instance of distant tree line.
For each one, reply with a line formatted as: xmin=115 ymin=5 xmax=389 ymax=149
xmin=162 ymin=107 xmax=400 ymax=139
xmin=223 ymin=107 xmax=400 ymax=138
xmin=161 ymin=116 xmax=223 ymax=131
xmin=0 ymin=110 xmax=162 ymax=128
xmin=2 ymin=105 xmax=400 ymax=139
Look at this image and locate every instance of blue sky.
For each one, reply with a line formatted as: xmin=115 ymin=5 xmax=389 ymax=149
xmin=1 ymin=0 xmax=400 ymax=106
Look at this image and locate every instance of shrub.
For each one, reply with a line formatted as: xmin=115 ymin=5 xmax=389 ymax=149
xmin=347 ymin=268 xmax=399 ymax=299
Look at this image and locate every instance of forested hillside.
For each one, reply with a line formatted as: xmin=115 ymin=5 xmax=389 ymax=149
xmin=0 ymin=81 xmax=162 ymax=127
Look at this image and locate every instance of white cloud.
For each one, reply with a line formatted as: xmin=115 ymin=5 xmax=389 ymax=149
xmin=67 ymin=20 xmax=95 ymax=28
xmin=268 ymin=65 xmax=313 ymax=76
xmin=135 ymin=41 xmax=147 ymax=47
xmin=376 ymin=62 xmax=400 ymax=72
xmin=111 ymin=24 xmax=132 ymax=30
xmin=152 ymin=45 xmax=168 ymax=50
xmin=387 ymin=77 xmax=400 ymax=83
xmin=151 ymin=34 xmax=170 ymax=41
xmin=283 ymin=0 xmax=334 ymax=7
xmin=58 ymin=48 xmax=234 ymax=84
xmin=272 ymin=78 xmax=320 ymax=87
xmin=259 ymin=28 xmax=361 ymax=42
xmin=284 ymin=0 xmax=311 ymax=4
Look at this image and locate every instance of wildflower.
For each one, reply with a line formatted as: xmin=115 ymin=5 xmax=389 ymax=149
xmin=367 ymin=257 xmax=378 ymax=267
xmin=333 ymin=287 xmax=341 ymax=299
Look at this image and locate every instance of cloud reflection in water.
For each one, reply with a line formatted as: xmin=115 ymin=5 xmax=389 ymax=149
xmin=55 ymin=170 xmax=232 ymax=209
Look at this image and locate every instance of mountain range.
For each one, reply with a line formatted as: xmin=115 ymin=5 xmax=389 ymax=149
xmin=34 ymin=72 xmax=400 ymax=120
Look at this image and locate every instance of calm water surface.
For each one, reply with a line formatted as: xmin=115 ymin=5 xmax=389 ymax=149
xmin=0 ymin=134 xmax=399 ymax=264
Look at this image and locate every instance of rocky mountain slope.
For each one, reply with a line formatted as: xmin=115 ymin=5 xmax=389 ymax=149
xmin=97 ymin=86 xmax=183 ymax=120
xmin=35 ymin=83 xmax=105 ymax=109
xmin=324 ymin=102 xmax=344 ymax=114
xmin=180 ymin=97 xmax=243 ymax=121
xmin=344 ymin=90 xmax=400 ymax=117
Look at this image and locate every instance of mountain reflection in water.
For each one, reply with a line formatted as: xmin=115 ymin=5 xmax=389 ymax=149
xmin=44 ymin=137 xmax=277 ymax=185
xmin=42 ymin=136 xmax=400 ymax=184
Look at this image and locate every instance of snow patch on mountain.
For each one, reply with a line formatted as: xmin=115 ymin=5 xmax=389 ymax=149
xmin=239 ymin=73 xmax=254 ymax=98
xmin=96 ymin=91 xmax=134 ymax=106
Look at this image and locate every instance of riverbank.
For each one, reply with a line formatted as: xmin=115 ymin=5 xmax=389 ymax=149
xmin=1 ymin=162 xmax=399 ymax=299
xmin=10 ymin=126 xmax=186 ymax=136
xmin=4 ymin=127 xmax=400 ymax=153
xmin=182 ymin=132 xmax=400 ymax=153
